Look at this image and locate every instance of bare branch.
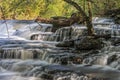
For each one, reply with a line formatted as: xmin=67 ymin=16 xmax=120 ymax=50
xmin=0 ymin=6 xmax=10 ymax=38
xmin=63 ymin=0 xmax=88 ymax=19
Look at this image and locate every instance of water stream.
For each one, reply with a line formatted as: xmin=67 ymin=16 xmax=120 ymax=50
xmin=0 ymin=18 xmax=120 ymax=80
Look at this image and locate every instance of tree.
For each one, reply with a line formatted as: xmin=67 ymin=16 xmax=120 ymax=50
xmin=0 ymin=0 xmax=119 ymax=20
xmin=63 ymin=0 xmax=94 ymax=36
xmin=41 ymin=0 xmax=67 ymax=18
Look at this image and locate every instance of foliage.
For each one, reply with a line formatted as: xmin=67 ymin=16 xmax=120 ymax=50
xmin=0 ymin=0 xmax=120 ymax=20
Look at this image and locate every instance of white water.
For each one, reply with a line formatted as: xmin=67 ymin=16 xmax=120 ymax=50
xmin=0 ymin=20 xmax=54 ymax=80
xmin=0 ymin=18 xmax=120 ymax=80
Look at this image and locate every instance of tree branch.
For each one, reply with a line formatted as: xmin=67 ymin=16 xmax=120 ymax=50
xmin=0 ymin=6 xmax=10 ymax=38
xmin=63 ymin=0 xmax=88 ymax=19
xmin=63 ymin=0 xmax=95 ymax=35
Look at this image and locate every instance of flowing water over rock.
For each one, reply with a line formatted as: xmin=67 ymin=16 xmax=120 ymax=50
xmin=0 ymin=18 xmax=120 ymax=80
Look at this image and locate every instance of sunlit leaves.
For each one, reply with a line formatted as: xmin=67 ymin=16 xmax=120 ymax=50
xmin=0 ymin=0 xmax=119 ymax=19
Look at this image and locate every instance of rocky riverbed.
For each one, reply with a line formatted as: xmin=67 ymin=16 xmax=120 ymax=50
xmin=0 ymin=18 xmax=120 ymax=80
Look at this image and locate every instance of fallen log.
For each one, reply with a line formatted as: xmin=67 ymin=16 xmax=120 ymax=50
xmin=35 ymin=13 xmax=85 ymax=32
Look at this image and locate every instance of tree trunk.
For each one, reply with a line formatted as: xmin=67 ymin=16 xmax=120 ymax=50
xmin=83 ymin=0 xmax=86 ymax=11
xmin=64 ymin=0 xmax=94 ymax=36
xmin=87 ymin=0 xmax=94 ymax=35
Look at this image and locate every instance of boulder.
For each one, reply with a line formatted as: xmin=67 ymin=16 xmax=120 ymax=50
xmin=56 ymin=40 xmax=74 ymax=47
xmin=75 ymin=36 xmax=104 ymax=50
xmin=56 ymin=36 xmax=105 ymax=50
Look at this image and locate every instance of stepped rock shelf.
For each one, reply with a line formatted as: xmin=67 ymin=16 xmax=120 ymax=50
xmin=0 ymin=18 xmax=120 ymax=80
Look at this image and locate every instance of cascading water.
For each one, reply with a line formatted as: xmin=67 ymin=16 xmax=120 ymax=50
xmin=0 ymin=18 xmax=120 ymax=80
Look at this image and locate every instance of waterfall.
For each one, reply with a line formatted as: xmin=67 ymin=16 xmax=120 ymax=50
xmin=0 ymin=47 xmax=22 ymax=59
xmin=111 ymin=24 xmax=120 ymax=42
xmin=46 ymin=24 xmax=120 ymax=42
xmin=0 ymin=19 xmax=120 ymax=80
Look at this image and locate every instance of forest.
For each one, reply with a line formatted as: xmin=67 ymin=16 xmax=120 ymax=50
xmin=0 ymin=0 xmax=120 ymax=20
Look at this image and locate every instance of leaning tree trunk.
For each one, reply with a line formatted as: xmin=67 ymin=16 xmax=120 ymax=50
xmin=64 ymin=0 xmax=94 ymax=36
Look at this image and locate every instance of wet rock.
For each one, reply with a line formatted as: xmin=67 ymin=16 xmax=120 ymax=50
xmin=30 ymin=34 xmax=39 ymax=40
xmin=54 ymin=73 xmax=89 ymax=80
xmin=71 ymin=73 xmax=89 ymax=80
xmin=30 ymin=64 xmax=120 ymax=80
xmin=109 ymin=61 xmax=118 ymax=68
xmin=83 ymin=55 xmax=108 ymax=66
xmin=44 ymin=52 xmax=83 ymax=65
xmin=41 ymin=64 xmax=120 ymax=78
xmin=82 ymin=50 xmax=100 ymax=58
xmin=55 ymin=75 xmax=70 ymax=80
xmin=0 ymin=48 xmax=4 ymax=53
xmin=94 ymin=34 xmax=111 ymax=40
xmin=59 ymin=55 xmax=82 ymax=65
xmin=112 ymin=39 xmax=120 ymax=46
xmin=56 ymin=40 xmax=74 ymax=47
xmin=107 ymin=54 xmax=119 ymax=65
xmin=75 ymin=36 xmax=104 ymax=50
xmin=39 ymin=72 xmax=53 ymax=80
